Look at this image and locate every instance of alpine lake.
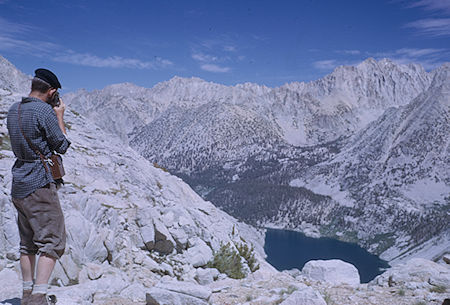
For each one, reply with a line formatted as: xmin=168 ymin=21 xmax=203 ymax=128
xmin=264 ymin=228 xmax=390 ymax=283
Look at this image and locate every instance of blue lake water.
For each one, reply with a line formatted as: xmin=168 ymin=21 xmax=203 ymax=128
xmin=264 ymin=228 xmax=390 ymax=283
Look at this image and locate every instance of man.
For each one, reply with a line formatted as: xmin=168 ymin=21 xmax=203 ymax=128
xmin=7 ymin=68 xmax=70 ymax=305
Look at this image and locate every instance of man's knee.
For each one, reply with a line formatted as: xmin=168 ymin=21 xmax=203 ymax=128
xmin=38 ymin=248 xmax=65 ymax=260
xmin=35 ymin=228 xmax=66 ymax=259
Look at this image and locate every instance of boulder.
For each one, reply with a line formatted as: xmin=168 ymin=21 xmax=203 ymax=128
xmin=146 ymin=287 xmax=207 ymax=305
xmin=138 ymin=209 xmax=179 ymax=254
xmin=302 ymin=259 xmax=360 ymax=286
xmin=185 ymin=238 xmax=213 ymax=268
xmin=169 ymin=227 xmax=189 ymax=250
xmin=146 ymin=279 xmax=211 ymax=305
xmin=86 ymin=262 xmax=106 ymax=280
xmin=153 ymin=219 xmax=176 ymax=254
xmin=280 ymin=286 xmax=327 ymax=305
xmin=120 ymin=282 xmax=147 ymax=303
xmin=155 ymin=280 xmax=212 ymax=300
xmin=371 ymin=258 xmax=450 ymax=289
xmin=140 ymin=223 xmax=156 ymax=251
xmin=195 ymin=268 xmax=219 ymax=285
xmin=443 ymin=254 xmax=450 ymax=265
xmin=93 ymin=273 xmax=131 ymax=295
xmin=48 ymin=280 xmax=97 ymax=304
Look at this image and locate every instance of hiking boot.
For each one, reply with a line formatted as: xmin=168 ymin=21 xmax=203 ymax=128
xmin=21 ymin=289 xmax=32 ymax=305
xmin=28 ymin=293 xmax=48 ymax=305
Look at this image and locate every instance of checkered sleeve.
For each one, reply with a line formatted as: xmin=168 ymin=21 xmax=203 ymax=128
xmin=41 ymin=109 xmax=71 ymax=154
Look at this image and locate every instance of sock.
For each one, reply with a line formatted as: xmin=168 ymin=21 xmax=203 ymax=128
xmin=23 ymin=281 xmax=33 ymax=291
xmin=32 ymin=283 xmax=48 ymax=295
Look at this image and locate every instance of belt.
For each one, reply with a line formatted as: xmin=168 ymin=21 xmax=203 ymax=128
xmin=17 ymin=157 xmax=54 ymax=165
xmin=17 ymin=158 xmax=40 ymax=162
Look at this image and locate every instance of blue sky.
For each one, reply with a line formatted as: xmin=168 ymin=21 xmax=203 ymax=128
xmin=0 ymin=0 xmax=449 ymax=92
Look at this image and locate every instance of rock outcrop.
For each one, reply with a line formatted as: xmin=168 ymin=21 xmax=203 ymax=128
xmin=302 ymin=259 xmax=360 ymax=286
xmin=372 ymin=258 xmax=450 ymax=290
xmin=280 ymin=285 xmax=327 ymax=305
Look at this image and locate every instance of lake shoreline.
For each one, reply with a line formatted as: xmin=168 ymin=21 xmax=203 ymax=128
xmin=264 ymin=227 xmax=390 ymax=283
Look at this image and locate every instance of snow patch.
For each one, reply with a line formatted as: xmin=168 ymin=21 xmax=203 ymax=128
xmin=402 ymin=178 xmax=449 ymax=205
xmin=289 ymin=178 xmax=354 ymax=208
xmin=275 ymin=115 xmax=308 ymax=146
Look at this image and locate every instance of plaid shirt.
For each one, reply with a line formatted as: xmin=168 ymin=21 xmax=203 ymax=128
xmin=7 ymin=97 xmax=71 ymax=198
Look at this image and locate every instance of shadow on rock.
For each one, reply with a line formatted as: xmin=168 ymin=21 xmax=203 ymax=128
xmin=0 ymin=298 xmax=20 ymax=305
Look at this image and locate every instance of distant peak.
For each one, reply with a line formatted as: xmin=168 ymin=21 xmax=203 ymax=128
xmin=108 ymin=82 xmax=139 ymax=87
xmin=364 ymin=57 xmax=377 ymax=63
xmin=356 ymin=57 xmax=379 ymax=68
xmin=168 ymin=76 xmax=207 ymax=83
xmin=379 ymin=58 xmax=394 ymax=65
xmin=430 ymin=62 xmax=450 ymax=89
xmin=102 ymin=82 xmax=144 ymax=91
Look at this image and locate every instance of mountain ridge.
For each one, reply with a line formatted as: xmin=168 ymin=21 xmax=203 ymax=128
xmin=66 ymin=57 xmax=434 ymax=146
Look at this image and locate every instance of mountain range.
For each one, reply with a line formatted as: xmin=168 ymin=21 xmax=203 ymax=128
xmin=64 ymin=58 xmax=449 ymax=263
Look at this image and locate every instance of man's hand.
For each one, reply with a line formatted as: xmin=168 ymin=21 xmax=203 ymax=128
xmin=53 ymin=99 xmax=67 ymax=135
xmin=53 ymin=98 xmax=66 ymax=118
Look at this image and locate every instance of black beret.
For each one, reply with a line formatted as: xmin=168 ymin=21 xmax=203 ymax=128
xmin=34 ymin=68 xmax=61 ymax=89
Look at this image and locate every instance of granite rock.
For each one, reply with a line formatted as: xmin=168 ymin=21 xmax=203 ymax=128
xmin=302 ymin=259 xmax=360 ymax=286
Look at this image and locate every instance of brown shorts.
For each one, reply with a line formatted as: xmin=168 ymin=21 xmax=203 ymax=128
xmin=12 ymin=183 xmax=66 ymax=259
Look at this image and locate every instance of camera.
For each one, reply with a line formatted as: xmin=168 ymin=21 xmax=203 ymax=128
xmin=49 ymin=91 xmax=61 ymax=108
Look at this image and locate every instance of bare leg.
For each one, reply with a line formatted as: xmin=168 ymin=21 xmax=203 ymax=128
xmin=35 ymin=254 xmax=56 ymax=285
xmin=19 ymin=254 xmax=36 ymax=282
